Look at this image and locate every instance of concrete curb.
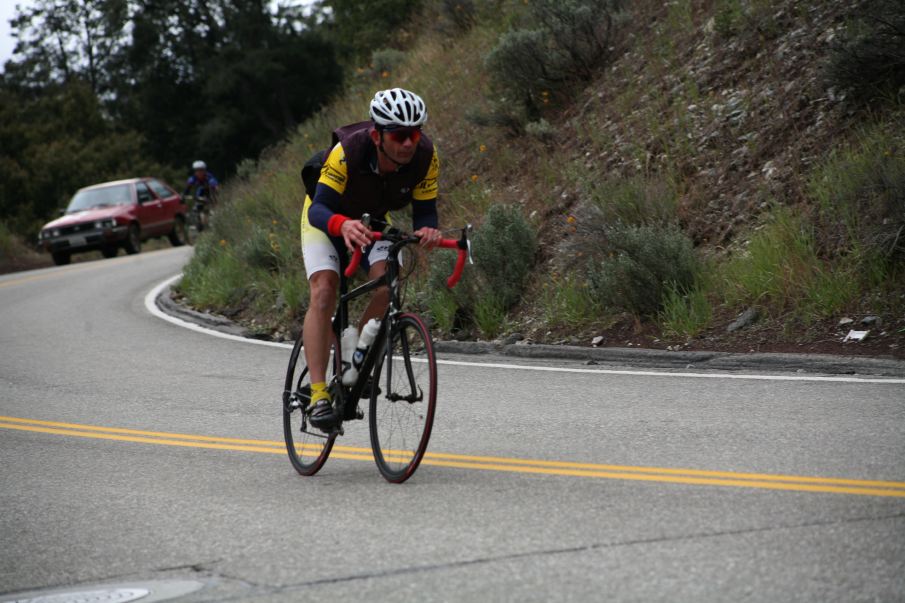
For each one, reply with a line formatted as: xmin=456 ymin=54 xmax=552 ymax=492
xmin=434 ymin=342 xmax=905 ymax=377
xmin=157 ymin=285 xmax=905 ymax=378
xmin=156 ymin=287 xmax=250 ymax=337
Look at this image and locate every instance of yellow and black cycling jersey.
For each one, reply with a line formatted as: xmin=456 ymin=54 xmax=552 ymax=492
xmin=304 ymin=121 xmax=439 ymax=239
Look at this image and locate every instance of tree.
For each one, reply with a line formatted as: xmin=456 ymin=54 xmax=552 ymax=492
xmin=7 ymin=0 xmax=128 ymax=95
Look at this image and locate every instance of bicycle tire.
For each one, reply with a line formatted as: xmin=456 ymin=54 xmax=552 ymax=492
xmin=283 ymin=331 xmax=337 ymax=476
xmin=369 ymin=313 xmax=437 ymax=483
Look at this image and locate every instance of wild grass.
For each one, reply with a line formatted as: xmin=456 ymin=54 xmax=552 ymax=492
xmin=718 ymin=208 xmax=858 ymax=320
xmin=809 ymin=119 xmax=905 ymax=265
xmin=659 ymin=281 xmax=712 ymax=339
xmin=541 ymin=273 xmax=604 ymax=330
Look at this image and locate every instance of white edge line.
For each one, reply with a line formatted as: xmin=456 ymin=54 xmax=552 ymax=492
xmin=146 ymin=274 xmax=905 ymax=385
xmin=145 ymin=274 xmax=290 ymax=350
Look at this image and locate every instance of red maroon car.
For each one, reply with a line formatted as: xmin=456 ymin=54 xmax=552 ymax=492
xmin=39 ymin=178 xmax=188 ymax=265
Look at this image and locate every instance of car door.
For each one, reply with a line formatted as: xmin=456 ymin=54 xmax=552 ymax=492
xmin=149 ymin=179 xmax=181 ymax=227
xmin=135 ymin=181 xmax=165 ymax=236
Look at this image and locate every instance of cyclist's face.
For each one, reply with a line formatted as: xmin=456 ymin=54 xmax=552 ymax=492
xmin=373 ymin=128 xmax=417 ymax=165
xmin=194 ymin=169 xmax=205 ymax=179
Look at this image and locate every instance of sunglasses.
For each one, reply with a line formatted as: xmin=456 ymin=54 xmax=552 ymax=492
xmin=382 ymin=127 xmax=422 ymax=144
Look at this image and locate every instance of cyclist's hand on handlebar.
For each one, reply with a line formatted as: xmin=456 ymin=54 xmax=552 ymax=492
xmin=340 ymin=219 xmax=373 ymax=251
xmin=414 ymin=227 xmax=442 ymax=250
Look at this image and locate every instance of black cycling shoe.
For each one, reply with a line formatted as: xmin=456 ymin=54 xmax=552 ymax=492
xmin=308 ymin=399 xmax=336 ymax=431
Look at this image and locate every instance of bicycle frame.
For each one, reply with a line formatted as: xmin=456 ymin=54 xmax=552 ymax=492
xmin=329 ymin=237 xmax=409 ymax=424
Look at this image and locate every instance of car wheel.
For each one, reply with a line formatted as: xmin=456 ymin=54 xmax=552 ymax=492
xmin=101 ymin=245 xmax=118 ymax=258
xmin=51 ymin=252 xmax=71 ymax=266
xmin=124 ymin=224 xmax=141 ymax=255
xmin=168 ymin=216 xmax=186 ymax=247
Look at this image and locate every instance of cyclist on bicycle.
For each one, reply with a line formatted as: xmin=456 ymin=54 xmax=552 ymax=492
xmin=184 ymin=160 xmax=220 ymax=204
xmin=301 ymin=88 xmax=442 ymax=428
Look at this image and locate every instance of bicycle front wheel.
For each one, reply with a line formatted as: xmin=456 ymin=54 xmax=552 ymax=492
xmin=283 ymin=331 xmax=336 ymax=476
xmin=369 ymin=313 xmax=437 ymax=483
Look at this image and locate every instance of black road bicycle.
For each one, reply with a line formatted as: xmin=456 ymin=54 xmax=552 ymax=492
xmin=282 ymin=215 xmax=473 ymax=483
xmin=183 ymin=194 xmax=211 ymax=244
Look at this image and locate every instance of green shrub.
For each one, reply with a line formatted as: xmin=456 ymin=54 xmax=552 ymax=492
xmin=485 ymin=29 xmax=564 ymax=114
xmin=809 ymin=121 xmax=905 ymax=265
xmin=530 ymin=0 xmax=621 ymax=80
xmin=426 ymin=203 xmax=536 ymax=336
xmin=588 ymin=224 xmax=698 ymax=317
xmin=470 ymin=203 xmax=538 ymax=308
xmin=238 ymin=225 xmax=280 ymax=271
xmin=525 ymin=118 xmax=555 ymax=142
xmin=825 ymin=0 xmax=905 ymax=104
xmin=584 ymin=175 xmax=677 ymax=226
xmin=485 ymin=0 xmax=621 ymax=116
xmin=371 ymin=48 xmax=407 ymax=74
xmin=441 ymin=0 xmax=477 ymax=33
xmin=713 ymin=0 xmax=782 ymax=42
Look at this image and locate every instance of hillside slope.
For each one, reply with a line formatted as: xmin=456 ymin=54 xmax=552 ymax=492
xmin=178 ymin=0 xmax=905 ymax=358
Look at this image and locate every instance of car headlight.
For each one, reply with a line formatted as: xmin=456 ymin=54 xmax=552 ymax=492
xmin=51 ymin=228 xmax=60 ymax=237
xmin=95 ymin=219 xmax=116 ymax=229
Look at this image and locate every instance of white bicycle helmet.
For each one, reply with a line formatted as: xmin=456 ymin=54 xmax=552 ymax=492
xmin=192 ymin=160 xmax=207 ymax=170
xmin=369 ymin=88 xmax=427 ymax=128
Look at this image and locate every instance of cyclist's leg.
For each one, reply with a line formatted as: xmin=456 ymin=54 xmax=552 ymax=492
xmin=357 ymin=241 xmax=392 ymax=330
xmin=303 ymin=270 xmax=338 ymax=385
xmin=301 ymin=196 xmax=343 ymax=386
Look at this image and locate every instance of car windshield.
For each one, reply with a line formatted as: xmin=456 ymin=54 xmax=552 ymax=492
xmin=66 ymin=184 xmax=132 ymax=213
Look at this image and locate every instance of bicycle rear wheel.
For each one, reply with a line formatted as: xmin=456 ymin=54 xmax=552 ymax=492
xmin=283 ymin=332 xmax=337 ymax=476
xmin=369 ymin=313 xmax=437 ymax=483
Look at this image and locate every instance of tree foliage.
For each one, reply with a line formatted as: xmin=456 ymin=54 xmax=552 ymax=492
xmin=0 ymin=0 xmax=351 ymax=237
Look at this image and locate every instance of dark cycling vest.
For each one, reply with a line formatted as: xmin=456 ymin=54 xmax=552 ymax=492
xmin=330 ymin=121 xmax=435 ymax=219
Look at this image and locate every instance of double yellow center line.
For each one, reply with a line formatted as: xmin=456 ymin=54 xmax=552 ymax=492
xmin=3 ymin=415 xmax=905 ymax=498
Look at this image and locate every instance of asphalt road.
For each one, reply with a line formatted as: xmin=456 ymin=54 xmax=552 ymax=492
xmin=1 ymin=247 xmax=904 ymax=602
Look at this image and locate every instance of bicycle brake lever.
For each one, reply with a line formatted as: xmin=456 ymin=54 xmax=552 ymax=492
xmin=465 ymin=224 xmax=474 ymax=265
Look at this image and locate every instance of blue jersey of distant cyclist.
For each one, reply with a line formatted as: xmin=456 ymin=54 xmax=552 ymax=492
xmin=184 ymin=172 xmax=219 ymax=196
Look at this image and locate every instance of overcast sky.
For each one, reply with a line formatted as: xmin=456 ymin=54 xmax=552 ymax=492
xmin=1 ymin=1 xmax=33 ymax=66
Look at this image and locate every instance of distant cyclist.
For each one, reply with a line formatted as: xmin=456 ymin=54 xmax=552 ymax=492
xmin=184 ymin=160 xmax=220 ymax=205
xmin=301 ymin=88 xmax=441 ymax=429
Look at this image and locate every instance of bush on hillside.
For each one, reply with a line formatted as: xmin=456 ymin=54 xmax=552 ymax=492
xmin=485 ymin=0 xmax=622 ymax=117
xmin=712 ymin=0 xmax=783 ymax=43
xmin=471 ymin=203 xmax=538 ymax=307
xmin=825 ymin=0 xmax=905 ymax=104
xmin=584 ymin=175 xmax=677 ymax=226
xmin=426 ymin=204 xmax=536 ymax=337
xmin=371 ymin=48 xmax=407 ymax=74
xmin=809 ymin=122 xmax=905 ymax=265
xmin=588 ymin=224 xmax=698 ymax=317
xmin=485 ymin=29 xmax=566 ymax=116
xmin=531 ymin=0 xmax=621 ymax=81
xmin=441 ymin=0 xmax=477 ymax=33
